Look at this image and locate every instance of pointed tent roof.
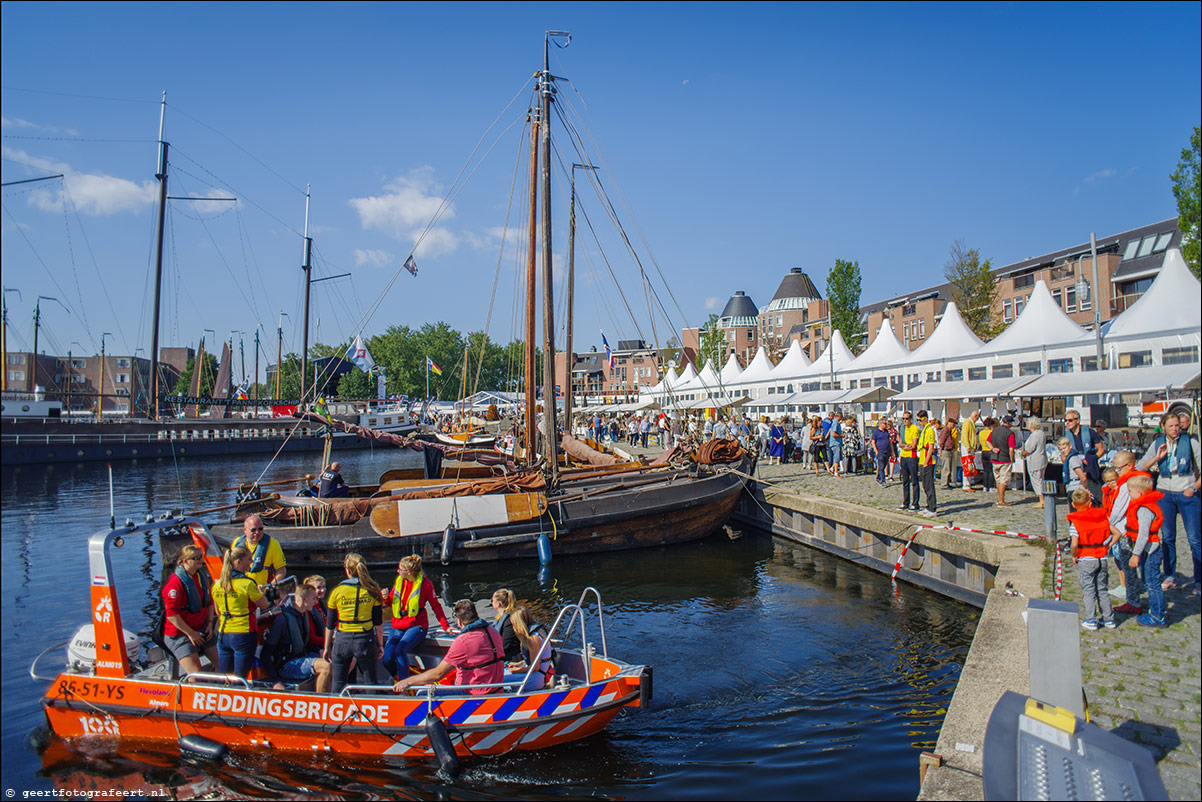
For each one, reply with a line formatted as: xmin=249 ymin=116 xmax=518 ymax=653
xmin=907 ymin=301 xmax=985 ymax=363
xmin=693 ymin=361 xmax=724 ymax=394
xmin=769 ymin=339 xmax=812 ymax=379
xmin=976 ymin=279 xmax=1089 ymax=354
xmin=800 ymin=330 xmax=857 ymax=376
xmin=731 ymin=346 xmax=776 ymax=384
xmin=719 ymin=353 xmax=744 ymax=384
xmin=1105 ymin=248 xmax=1201 ymax=339
xmin=846 ymin=318 xmax=911 ymax=372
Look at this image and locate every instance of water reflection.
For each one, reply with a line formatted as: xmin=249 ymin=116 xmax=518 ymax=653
xmin=5 ymin=451 xmax=978 ymax=800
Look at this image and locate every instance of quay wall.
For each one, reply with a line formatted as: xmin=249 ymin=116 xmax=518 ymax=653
xmin=733 ymin=482 xmax=1048 ymax=800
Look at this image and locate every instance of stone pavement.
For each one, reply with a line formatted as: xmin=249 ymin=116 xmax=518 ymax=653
xmin=618 ymin=438 xmax=1202 ymax=798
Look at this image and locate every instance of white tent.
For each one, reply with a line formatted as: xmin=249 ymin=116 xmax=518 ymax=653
xmin=1105 ymin=248 xmax=1201 ymax=340
xmin=1014 ymin=364 xmax=1201 ymax=397
xmin=800 ymin=330 xmax=857 ymax=377
xmin=975 ymin=279 xmax=1090 ymax=355
xmin=906 ymin=301 xmax=985 ymax=363
xmin=893 ymin=376 xmax=1038 ymax=401
xmin=732 ymin=346 xmax=776 ymax=385
xmin=844 ymin=318 xmax=910 ymax=373
xmin=719 ymin=353 xmax=745 ymax=384
xmin=770 ymin=339 xmax=812 ymax=378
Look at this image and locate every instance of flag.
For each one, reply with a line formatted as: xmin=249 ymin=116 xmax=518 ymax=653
xmin=403 ymin=255 xmax=418 ymax=276
xmin=233 ymin=381 xmax=249 ymax=401
xmin=427 ymin=357 xmax=442 ymax=376
xmin=346 ymin=334 xmax=375 ymax=372
xmin=602 ymin=331 xmax=615 ymax=371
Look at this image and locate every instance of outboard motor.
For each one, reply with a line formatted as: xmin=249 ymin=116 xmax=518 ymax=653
xmin=68 ymin=625 xmax=140 ymax=672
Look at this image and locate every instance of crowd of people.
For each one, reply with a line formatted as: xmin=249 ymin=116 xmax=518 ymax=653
xmin=160 ymin=520 xmax=556 ymax=696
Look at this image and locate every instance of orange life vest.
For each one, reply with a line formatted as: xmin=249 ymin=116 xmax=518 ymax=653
xmin=1115 ymin=469 xmax=1152 ymax=491
xmin=1066 ymin=506 xmax=1111 ymax=559
xmin=1124 ymin=491 xmax=1164 ymax=544
xmin=1101 ymin=485 xmax=1118 ymax=517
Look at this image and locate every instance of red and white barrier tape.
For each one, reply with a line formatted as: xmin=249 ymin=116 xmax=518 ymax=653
xmin=1054 ymin=547 xmax=1063 ymax=601
xmin=891 ymin=524 xmax=1050 ymax=581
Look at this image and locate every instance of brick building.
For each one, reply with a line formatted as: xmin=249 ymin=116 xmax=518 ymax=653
xmin=555 ymin=339 xmax=661 ymax=405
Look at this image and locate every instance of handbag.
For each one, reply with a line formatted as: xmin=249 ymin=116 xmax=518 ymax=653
xmin=961 ymin=454 xmax=978 ymax=477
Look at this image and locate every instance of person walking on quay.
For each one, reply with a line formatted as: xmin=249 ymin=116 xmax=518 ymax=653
xmin=1067 ymin=488 xmax=1117 ymax=630
xmin=979 ymin=418 xmax=996 ymax=493
xmin=827 ymin=412 xmax=844 ymax=477
xmin=767 ymin=418 xmax=786 ymax=466
xmin=1065 ymin=408 xmax=1104 ymax=500
xmin=1136 ymin=412 xmax=1201 ymax=595
xmin=757 ymin=416 xmax=771 ymax=456
xmin=843 ymin=414 xmax=863 ymax=475
xmin=640 ymin=414 xmax=652 ymax=447
xmin=737 ymin=416 xmax=752 ymax=451
xmin=809 ymin=416 xmax=827 ymax=475
xmin=896 ymin=411 xmax=920 ymax=512
xmin=1021 ymin=417 xmax=1049 ymax=509
xmin=1107 ymin=450 xmax=1148 ymax=615
xmin=799 ymin=418 xmax=813 ymax=468
xmin=990 ymin=415 xmax=1018 ymax=507
xmin=960 ymin=410 xmax=980 ymax=492
xmin=871 ymin=418 xmax=891 ymax=487
xmin=916 ymin=410 xmax=938 ymax=517
xmin=1125 ymin=475 xmax=1168 ymax=626
xmin=939 ymin=415 xmax=958 ymax=489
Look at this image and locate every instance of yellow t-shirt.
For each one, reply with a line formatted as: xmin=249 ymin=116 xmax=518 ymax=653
xmin=211 ymin=576 xmax=262 ymax=634
xmin=328 ymin=580 xmax=381 ymax=633
xmin=234 ymin=535 xmax=286 ymax=587
xmin=917 ymin=425 xmax=938 ymax=466
xmin=960 ymin=420 xmax=977 ymax=451
xmin=898 ymin=423 xmax=920 ymax=458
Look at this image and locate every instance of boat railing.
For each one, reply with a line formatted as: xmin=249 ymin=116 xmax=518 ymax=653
xmin=183 ymin=672 xmax=253 ymax=689
xmin=571 ymin=586 xmax=608 ymax=658
xmin=29 ymin=639 xmax=73 ymax=682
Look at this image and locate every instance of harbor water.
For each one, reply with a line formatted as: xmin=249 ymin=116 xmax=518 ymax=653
xmin=1 ymin=449 xmax=978 ymax=799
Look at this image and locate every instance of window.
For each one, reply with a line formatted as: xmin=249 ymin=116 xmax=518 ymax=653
xmin=767 ymin=387 xmax=775 ymax=395
xmin=1048 ymin=358 xmax=1073 ymax=374
xmin=992 ymin=364 xmax=1013 ymax=379
xmin=1118 ymin=277 xmax=1155 ymax=297
xmin=1137 ymin=236 xmax=1156 ymax=258
xmin=1050 ymin=264 xmax=1075 ymax=282
xmin=903 ymin=303 xmax=916 ymax=316
xmin=1014 ymin=297 xmax=1025 ymax=316
xmin=728 ymin=330 xmax=735 ymax=342
xmin=874 ymin=377 xmax=888 ymax=386
xmin=1122 ymin=239 xmax=1140 ymax=260
xmin=116 ymin=358 xmax=130 ymax=368
xmin=72 ymin=359 xmax=85 ymax=369
xmin=777 ymin=315 xmax=782 ymax=327
xmin=926 ymin=371 xmax=941 ymax=383
xmin=1002 ymin=300 xmax=1012 ymax=322
xmin=945 ymin=369 xmax=963 ymax=382
xmin=1013 ymin=273 xmax=1035 ymax=290
xmin=918 ymin=319 xmax=925 ymax=338
xmin=1065 ymin=286 xmax=1077 ymax=313
xmin=116 ymin=373 xmax=130 ymax=384
xmin=968 ymin=367 xmax=986 ymax=381
xmin=1079 ymin=286 xmax=1090 ymax=311
xmin=1163 ymin=346 xmax=1199 ymax=365
xmin=7 ymin=369 xmax=25 ymax=382
xmin=1053 ymin=288 xmax=1062 ymax=308
xmin=1118 ymin=350 xmax=1152 ymax=369
xmin=860 ymin=378 xmax=872 ymax=388
xmin=1019 ymin=361 xmax=1042 ymax=376
xmin=1153 ymin=232 xmax=1173 ymax=252
xmin=7 ymin=354 xmax=26 ymax=365
xmin=1081 ymin=355 xmax=1108 ymax=372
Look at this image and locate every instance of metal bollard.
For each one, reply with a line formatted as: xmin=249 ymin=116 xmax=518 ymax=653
xmin=1043 ymin=481 xmax=1058 ymax=542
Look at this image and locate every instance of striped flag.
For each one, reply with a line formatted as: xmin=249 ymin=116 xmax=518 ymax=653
xmin=602 ymin=332 xmax=615 ymax=371
xmin=403 ymin=255 xmax=418 ymax=276
xmin=427 ymin=357 xmax=442 ymax=376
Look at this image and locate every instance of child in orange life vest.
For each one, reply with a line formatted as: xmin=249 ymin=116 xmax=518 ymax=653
xmin=1100 ymin=468 xmax=1127 ymax=601
xmin=1125 ymin=475 xmax=1168 ymax=627
xmin=1067 ymin=487 xmax=1117 ymax=630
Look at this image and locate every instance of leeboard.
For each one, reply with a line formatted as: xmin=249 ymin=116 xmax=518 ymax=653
xmin=370 ymin=493 xmax=547 ymax=538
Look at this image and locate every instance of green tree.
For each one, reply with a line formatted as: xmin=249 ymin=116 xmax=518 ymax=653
xmin=944 ymin=240 xmax=1001 ymax=340
xmin=336 ymin=368 xmax=373 ymax=399
xmin=658 ymin=335 xmax=682 ymax=373
xmin=308 ymin=342 xmax=343 ymax=360
xmin=172 ymin=352 xmax=219 ymax=396
xmin=697 ymin=314 xmax=726 ymax=369
xmin=1171 ymin=125 xmax=1201 ymax=278
xmin=826 ymin=258 xmax=866 ymax=354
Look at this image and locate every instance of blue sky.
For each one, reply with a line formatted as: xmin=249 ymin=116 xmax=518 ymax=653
xmin=3 ymin=1 xmax=1199 ymax=370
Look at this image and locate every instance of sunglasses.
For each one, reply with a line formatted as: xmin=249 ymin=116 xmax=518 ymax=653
xmin=249 ymin=527 xmax=264 ymax=532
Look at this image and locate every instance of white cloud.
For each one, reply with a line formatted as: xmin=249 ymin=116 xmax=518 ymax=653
xmin=3 ymin=145 xmax=155 ymax=215
xmin=413 ymin=227 xmax=459 ymax=259
xmin=349 ymin=167 xmax=461 ymax=258
xmin=1083 ymin=168 xmax=1117 ymax=184
xmin=704 ymin=296 xmax=723 ymax=310
xmin=1 ymin=117 xmax=38 ymax=129
xmin=353 ymin=248 xmax=395 ymax=267
xmin=682 ymin=79 xmax=690 ymax=86
xmin=465 ymin=225 xmax=523 ymax=250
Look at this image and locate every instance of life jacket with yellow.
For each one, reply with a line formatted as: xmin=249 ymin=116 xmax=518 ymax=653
xmin=1066 ymin=506 xmax=1111 ymax=559
xmin=232 ymin=532 xmax=275 ymax=576
xmin=212 ymin=570 xmax=257 ymax=634
xmin=1124 ymin=491 xmax=1165 ymax=545
xmin=330 ymin=578 xmax=378 ymax=633
xmin=391 ymin=573 xmax=425 ymax=623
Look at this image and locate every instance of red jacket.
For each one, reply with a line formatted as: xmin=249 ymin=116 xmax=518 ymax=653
xmin=384 ymin=576 xmax=450 ymax=631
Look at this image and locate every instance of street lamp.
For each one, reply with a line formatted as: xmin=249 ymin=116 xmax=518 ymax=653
xmin=1076 ymin=233 xmax=1105 ymax=370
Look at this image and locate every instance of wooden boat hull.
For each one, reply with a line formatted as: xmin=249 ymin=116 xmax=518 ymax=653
xmin=208 ymin=454 xmax=754 ymax=567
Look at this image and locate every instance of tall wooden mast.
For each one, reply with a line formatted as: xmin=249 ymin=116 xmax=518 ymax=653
xmin=540 ymin=30 xmax=568 ymax=483
xmin=148 ymin=92 xmax=169 ymax=420
xmin=524 ymin=100 xmax=540 ymax=461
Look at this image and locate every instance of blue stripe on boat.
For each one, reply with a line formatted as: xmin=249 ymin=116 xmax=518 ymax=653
xmin=405 ymin=705 xmax=430 ymax=727
xmin=493 ymin=695 xmax=526 ymax=721
xmin=447 ymin=699 xmax=485 ymax=725
xmin=581 ymin=683 xmax=604 ymax=708
xmin=537 ymin=691 xmax=569 ymax=717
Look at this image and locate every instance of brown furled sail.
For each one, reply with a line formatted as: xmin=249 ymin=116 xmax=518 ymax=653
xmin=185 ymin=338 xmax=205 ymax=418
xmin=298 ymin=412 xmax=519 ymax=470
xmin=207 ymin=341 xmax=233 ymax=418
xmin=560 ymin=434 xmax=624 ymax=466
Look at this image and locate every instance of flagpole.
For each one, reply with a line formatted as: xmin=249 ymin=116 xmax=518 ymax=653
xmin=426 ymin=357 xmax=430 ymax=405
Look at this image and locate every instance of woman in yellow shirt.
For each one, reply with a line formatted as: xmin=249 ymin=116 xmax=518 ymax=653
xmin=324 ymin=553 xmax=386 ymax=694
xmin=211 ymin=545 xmax=270 ymax=678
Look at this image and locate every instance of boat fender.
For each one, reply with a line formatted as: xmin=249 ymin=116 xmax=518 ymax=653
xmin=639 ymin=665 xmax=654 ymax=709
xmin=536 ymin=532 xmax=552 ymax=565
xmin=178 ymin=733 xmax=228 ymax=763
xmin=440 ymin=525 xmax=456 ymax=566
xmin=424 ymin=713 xmax=460 ymax=777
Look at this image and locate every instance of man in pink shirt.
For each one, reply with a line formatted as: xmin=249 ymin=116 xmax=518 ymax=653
xmin=392 ymin=600 xmax=505 ymax=696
